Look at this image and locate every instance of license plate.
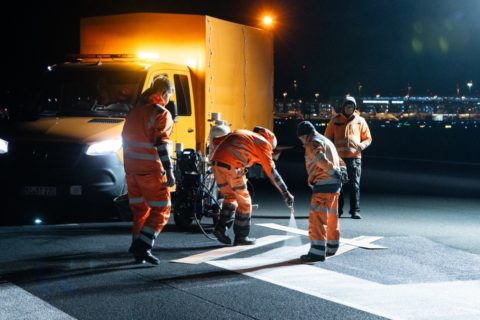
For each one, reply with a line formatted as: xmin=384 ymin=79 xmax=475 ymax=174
xmin=23 ymin=186 xmax=57 ymax=197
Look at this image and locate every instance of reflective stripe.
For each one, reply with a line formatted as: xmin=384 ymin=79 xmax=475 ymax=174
xmin=129 ymin=197 xmax=144 ymax=204
xmin=309 ymin=247 xmax=326 ymax=256
xmin=141 ymin=226 xmax=158 ymax=238
xmin=124 ymin=152 xmax=159 ymax=161
xmin=311 ymin=240 xmax=326 ymax=246
xmin=310 ymin=205 xmax=338 ymax=214
xmin=124 ymin=139 xmax=154 ymax=149
xmin=313 ymin=177 xmax=341 ymax=185
xmin=327 ymin=240 xmax=339 ymax=247
xmin=253 ymin=137 xmax=267 ymax=145
xmin=139 ymin=234 xmax=155 ymax=246
xmin=226 ymin=146 xmax=247 ymax=165
xmin=232 ymin=185 xmax=247 ymax=191
xmin=147 ymin=200 xmax=171 ymax=208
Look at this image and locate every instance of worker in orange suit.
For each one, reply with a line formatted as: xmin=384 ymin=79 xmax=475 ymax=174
xmin=210 ymin=127 xmax=294 ymax=246
xmin=297 ymin=121 xmax=347 ymax=262
xmin=324 ymin=96 xmax=372 ymax=219
xmin=121 ymin=76 xmax=175 ymax=265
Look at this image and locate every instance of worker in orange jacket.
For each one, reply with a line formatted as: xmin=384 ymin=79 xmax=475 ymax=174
xmin=324 ymin=96 xmax=372 ymax=219
xmin=210 ymin=127 xmax=294 ymax=245
xmin=122 ymin=77 xmax=175 ymax=265
xmin=297 ymin=121 xmax=347 ymax=262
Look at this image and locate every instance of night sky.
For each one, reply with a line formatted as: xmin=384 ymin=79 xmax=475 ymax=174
xmin=2 ymin=0 xmax=479 ymax=100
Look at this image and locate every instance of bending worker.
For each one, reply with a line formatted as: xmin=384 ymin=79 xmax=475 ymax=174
xmin=324 ymin=96 xmax=372 ymax=219
xmin=121 ymin=76 xmax=176 ymax=265
xmin=297 ymin=121 xmax=347 ymax=262
xmin=210 ymin=126 xmax=294 ymax=246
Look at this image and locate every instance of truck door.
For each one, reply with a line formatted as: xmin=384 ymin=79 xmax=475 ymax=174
xmin=171 ymin=72 xmax=195 ymax=151
xmin=147 ymin=72 xmax=196 ymax=152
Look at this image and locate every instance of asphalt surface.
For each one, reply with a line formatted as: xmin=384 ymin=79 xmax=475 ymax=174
xmin=1 ymin=152 xmax=480 ymax=320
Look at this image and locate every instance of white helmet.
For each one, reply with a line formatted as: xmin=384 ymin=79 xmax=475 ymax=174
xmin=209 ymin=122 xmax=231 ymax=140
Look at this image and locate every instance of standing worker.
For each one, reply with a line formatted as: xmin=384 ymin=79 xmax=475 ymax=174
xmin=210 ymin=127 xmax=294 ymax=246
xmin=122 ymin=77 xmax=176 ymax=265
xmin=324 ymin=96 xmax=372 ymax=219
xmin=297 ymin=121 xmax=347 ymax=262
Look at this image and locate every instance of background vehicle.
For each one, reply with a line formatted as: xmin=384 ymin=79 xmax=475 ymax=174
xmin=0 ymin=13 xmax=273 ymax=224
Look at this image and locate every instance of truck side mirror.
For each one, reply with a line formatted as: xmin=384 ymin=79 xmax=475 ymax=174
xmin=166 ymin=101 xmax=179 ymax=123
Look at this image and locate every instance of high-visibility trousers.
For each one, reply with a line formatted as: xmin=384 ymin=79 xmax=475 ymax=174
xmin=308 ymin=192 xmax=340 ymax=257
xmin=213 ymin=165 xmax=252 ymax=236
xmin=126 ymin=172 xmax=171 ymax=248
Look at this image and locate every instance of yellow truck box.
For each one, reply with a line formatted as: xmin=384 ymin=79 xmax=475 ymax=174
xmin=81 ymin=12 xmax=274 ymax=151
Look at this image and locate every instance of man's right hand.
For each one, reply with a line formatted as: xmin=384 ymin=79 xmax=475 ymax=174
xmin=282 ymin=191 xmax=294 ymax=209
xmin=165 ymin=170 xmax=176 ymax=187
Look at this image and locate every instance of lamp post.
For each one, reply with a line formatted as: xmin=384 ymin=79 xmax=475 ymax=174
xmin=357 ymin=82 xmax=363 ymax=97
xmin=282 ymin=91 xmax=288 ymax=113
xmin=467 ymin=81 xmax=473 ymax=96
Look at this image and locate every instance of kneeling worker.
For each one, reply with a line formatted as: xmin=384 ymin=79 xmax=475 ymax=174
xmin=210 ymin=126 xmax=294 ymax=245
xmin=297 ymin=121 xmax=347 ymax=262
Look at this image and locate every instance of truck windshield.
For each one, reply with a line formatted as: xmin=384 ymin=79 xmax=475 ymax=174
xmin=36 ymin=69 xmax=146 ymax=117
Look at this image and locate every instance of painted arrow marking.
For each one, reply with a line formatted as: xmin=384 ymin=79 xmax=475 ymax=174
xmin=257 ymin=222 xmax=387 ymax=249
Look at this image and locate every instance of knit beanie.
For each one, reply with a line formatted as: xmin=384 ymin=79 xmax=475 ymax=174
xmin=296 ymin=121 xmax=315 ymax=137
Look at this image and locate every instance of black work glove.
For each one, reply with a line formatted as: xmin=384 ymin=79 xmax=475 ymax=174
xmin=282 ymin=191 xmax=294 ymax=209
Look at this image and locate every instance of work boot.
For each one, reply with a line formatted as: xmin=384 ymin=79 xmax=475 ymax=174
xmin=129 ymin=239 xmax=160 ymax=265
xmin=213 ymin=225 xmax=232 ymax=245
xmin=300 ymin=253 xmax=325 ymax=262
xmin=233 ymin=236 xmax=256 ymax=246
xmin=351 ymin=213 xmax=362 ymax=219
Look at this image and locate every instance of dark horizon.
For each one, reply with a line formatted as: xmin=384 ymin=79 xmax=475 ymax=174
xmin=1 ymin=0 xmax=479 ymax=100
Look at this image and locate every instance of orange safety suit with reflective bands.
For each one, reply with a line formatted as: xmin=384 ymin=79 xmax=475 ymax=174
xmin=324 ymin=111 xmax=372 ymax=159
xmin=303 ymin=131 xmax=345 ymax=258
xmin=211 ymin=129 xmax=288 ymax=237
xmin=122 ymin=93 xmax=174 ymax=248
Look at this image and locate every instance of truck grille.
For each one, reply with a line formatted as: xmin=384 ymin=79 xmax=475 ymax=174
xmin=9 ymin=141 xmax=84 ymax=169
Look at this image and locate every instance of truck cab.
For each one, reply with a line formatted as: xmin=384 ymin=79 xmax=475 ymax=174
xmin=0 ymin=56 xmax=196 ymax=220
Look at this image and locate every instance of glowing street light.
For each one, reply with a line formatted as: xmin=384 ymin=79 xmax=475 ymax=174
xmin=260 ymin=14 xmax=275 ymax=29
xmin=467 ymin=81 xmax=473 ymax=95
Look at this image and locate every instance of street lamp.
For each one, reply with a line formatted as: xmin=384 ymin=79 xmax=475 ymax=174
xmin=467 ymin=81 xmax=473 ymax=95
xmin=282 ymin=92 xmax=288 ymax=113
xmin=314 ymin=92 xmax=319 ymax=101
xmin=357 ymin=82 xmax=363 ymax=97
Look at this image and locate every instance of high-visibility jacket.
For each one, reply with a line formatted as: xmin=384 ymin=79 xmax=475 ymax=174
xmin=303 ymin=131 xmax=345 ymax=193
xmin=211 ymin=129 xmax=288 ymax=194
xmin=324 ymin=112 xmax=372 ymax=159
xmin=122 ymin=102 xmax=174 ymax=174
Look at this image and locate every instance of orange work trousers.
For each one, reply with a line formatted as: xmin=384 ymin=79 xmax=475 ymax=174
xmin=213 ymin=165 xmax=253 ymax=237
xmin=126 ymin=172 xmax=171 ymax=247
xmin=308 ymin=192 xmax=340 ymax=257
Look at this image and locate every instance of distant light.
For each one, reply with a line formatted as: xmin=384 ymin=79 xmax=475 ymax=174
xmin=47 ymin=65 xmax=53 ymax=71
xmin=34 ymin=218 xmax=43 ymax=224
xmin=445 ymin=124 xmax=452 ymax=129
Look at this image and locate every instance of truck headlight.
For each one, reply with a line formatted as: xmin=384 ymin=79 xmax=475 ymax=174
xmin=86 ymin=139 xmax=122 ymax=156
xmin=0 ymin=138 xmax=8 ymax=154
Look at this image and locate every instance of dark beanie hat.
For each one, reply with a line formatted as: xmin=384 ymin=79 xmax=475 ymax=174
xmin=297 ymin=121 xmax=315 ymax=137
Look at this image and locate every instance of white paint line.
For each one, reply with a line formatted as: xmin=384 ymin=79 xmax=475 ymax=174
xmin=0 ymin=281 xmax=76 ymax=320
xmin=257 ymin=222 xmax=387 ymax=249
xmin=170 ymin=235 xmax=292 ymax=264
xmin=209 ymin=245 xmax=480 ymax=320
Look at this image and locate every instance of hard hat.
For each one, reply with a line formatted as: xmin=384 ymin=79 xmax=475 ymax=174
xmin=209 ymin=124 xmax=231 ymax=139
xmin=253 ymin=126 xmax=277 ymax=149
